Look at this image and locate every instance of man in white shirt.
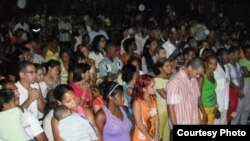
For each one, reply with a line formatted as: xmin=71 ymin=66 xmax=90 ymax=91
xmin=214 ymin=48 xmax=230 ymax=125
xmin=58 ymin=16 xmax=72 ymax=50
xmin=15 ymin=61 xmax=45 ymax=119
xmin=162 ymin=27 xmax=180 ymax=60
xmin=14 ymin=16 xmax=30 ymax=41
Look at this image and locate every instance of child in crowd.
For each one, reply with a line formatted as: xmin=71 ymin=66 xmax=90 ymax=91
xmin=54 ymin=105 xmax=97 ymax=141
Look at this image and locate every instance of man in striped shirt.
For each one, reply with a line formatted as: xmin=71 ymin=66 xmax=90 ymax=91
xmin=167 ymin=58 xmax=207 ymax=125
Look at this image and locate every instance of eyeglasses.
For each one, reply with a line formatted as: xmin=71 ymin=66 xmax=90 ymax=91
xmin=22 ymin=71 xmax=36 ymax=74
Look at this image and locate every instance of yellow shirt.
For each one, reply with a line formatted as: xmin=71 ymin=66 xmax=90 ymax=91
xmin=45 ymin=49 xmax=59 ymax=61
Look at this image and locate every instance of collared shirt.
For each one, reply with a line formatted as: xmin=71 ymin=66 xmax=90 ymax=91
xmin=225 ymin=62 xmax=242 ymax=87
xmin=16 ymin=81 xmax=40 ymax=119
xmin=167 ymin=69 xmax=200 ymax=125
xmin=98 ymin=57 xmax=123 ymax=77
xmin=214 ymin=63 xmax=230 ymax=111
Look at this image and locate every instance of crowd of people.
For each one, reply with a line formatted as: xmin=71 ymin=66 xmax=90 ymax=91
xmin=0 ymin=4 xmax=250 ymax=141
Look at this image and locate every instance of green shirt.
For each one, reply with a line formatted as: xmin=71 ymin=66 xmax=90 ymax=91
xmin=239 ymin=57 xmax=250 ymax=83
xmin=201 ymin=74 xmax=217 ymax=108
xmin=0 ymin=107 xmax=29 ymax=141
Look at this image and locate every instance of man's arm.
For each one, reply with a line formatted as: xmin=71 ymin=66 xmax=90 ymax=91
xmin=167 ymin=104 xmax=177 ymax=125
xmin=198 ymin=97 xmax=208 ymax=124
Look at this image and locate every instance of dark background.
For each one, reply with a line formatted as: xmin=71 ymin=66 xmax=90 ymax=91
xmin=0 ymin=0 xmax=250 ymax=22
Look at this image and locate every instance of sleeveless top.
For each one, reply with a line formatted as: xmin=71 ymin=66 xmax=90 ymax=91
xmin=102 ymin=106 xmax=132 ymax=141
xmin=60 ymin=60 xmax=69 ymax=84
xmin=133 ymin=96 xmax=157 ymax=141
xmin=201 ymin=73 xmax=217 ymax=108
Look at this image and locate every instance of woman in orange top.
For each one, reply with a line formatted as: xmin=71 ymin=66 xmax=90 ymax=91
xmin=132 ymin=74 xmax=159 ymax=141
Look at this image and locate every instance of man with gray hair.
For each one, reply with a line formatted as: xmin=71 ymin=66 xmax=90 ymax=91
xmin=167 ymin=57 xmax=207 ymax=125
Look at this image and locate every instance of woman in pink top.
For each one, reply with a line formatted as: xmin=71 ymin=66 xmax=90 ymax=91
xmin=51 ymin=84 xmax=102 ymax=141
xmin=71 ymin=63 xmax=93 ymax=108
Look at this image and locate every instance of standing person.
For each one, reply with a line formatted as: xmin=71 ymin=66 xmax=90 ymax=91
xmin=75 ymin=44 xmax=97 ymax=85
xmin=96 ymin=82 xmax=132 ymax=141
xmin=0 ymin=79 xmax=20 ymax=105
xmin=33 ymin=63 xmax=47 ymax=123
xmin=141 ymin=38 xmax=158 ymax=75
xmin=0 ymin=89 xmax=48 ymax=141
xmin=59 ymin=50 xmax=70 ymax=84
xmin=213 ymin=48 xmax=230 ymax=125
xmin=51 ymin=84 xmax=102 ymax=141
xmin=121 ymin=64 xmax=138 ymax=122
xmin=43 ymin=89 xmax=58 ymax=141
xmin=15 ymin=61 xmax=45 ymax=119
xmin=13 ymin=16 xmax=30 ymax=41
xmin=132 ymin=74 xmax=159 ymax=141
xmin=154 ymin=47 xmax=167 ymax=61
xmin=89 ymin=35 xmax=107 ymax=69
xmin=154 ymin=58 xmax=171 ymax=141
xmin=71 ymin=63 xmax=93 ymax=108
xmin=182 ymin=47 xmax=196 ymax=67
xmin=167 ymin=58 xmax=207 ymax=125
xmin=54 ymin=105 xmax=97 ymax=141
xmin=91 ymin=86 xmax=105 ymax=113
xmin=198 ymin=55 xmax=219 ymax=125
xmin=43 ymin=39 xmax=60 ymax=61
xmin=232 ymin=45 xmax=250 ymax=124
xmin=44 ymin=60 xmax=61 ymax=90
xmin=99 ymin=43 xmax=123 ymax=81
xmin=120 ymin=37 xmax=138 ymax=65
xmin=225 ymin=47 xmax=244 ymax=124
xmin=24 ymin=40 xmax=46 ymax=64
xmin=58 ymin=16 xmax=72 ymax=50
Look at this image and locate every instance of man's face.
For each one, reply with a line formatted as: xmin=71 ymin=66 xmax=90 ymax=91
xmin=244 ymin=48 xmax=250 ymax=61
xmin=20 ymin=65 xmax=36 ymax=83
xmin=189 ymin=67 xmax=204 ymax=79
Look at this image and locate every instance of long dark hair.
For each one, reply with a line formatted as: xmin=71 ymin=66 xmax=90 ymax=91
xmin=91 ymin=35 xmax=106 ymax=54
xmin=54 ymin=84 xmax=74 ymax=102
xmin=102 ymin=81 xmax=123 ymax=104
xmin=143 ymin=38 xmax=157 ymax=70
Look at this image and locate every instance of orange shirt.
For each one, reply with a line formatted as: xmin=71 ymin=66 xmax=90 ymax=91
xmin=132 ymin=96 xmax=157 ymax=141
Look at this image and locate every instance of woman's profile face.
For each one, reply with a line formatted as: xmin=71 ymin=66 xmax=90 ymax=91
xmin=143 ymin=79 xmax=156 ymax=95
xmin=4 ymin=83 xmax=20 ymax=105
xmin=112 ymin=92 xmax=124 ymax=107
xmin=60 ymin=90 xmax=77 ymax=111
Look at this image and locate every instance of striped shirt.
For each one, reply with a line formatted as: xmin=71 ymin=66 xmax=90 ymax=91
xmin=167 ymin=69 xmax=200 ymax=125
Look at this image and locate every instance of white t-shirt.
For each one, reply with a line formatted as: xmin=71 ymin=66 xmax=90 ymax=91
xmin=14 ymin=22 xmax=30 ymax=41
xmin=89 ymin=51 xmax=104 ymax=69
xmin=16 ymin=81 xmax=39 ymax=119
xmin=59 ymin=113 xmax=97 ymax=141
xmin=162 ymin=39 xmax=176 ymax=59
xmin=31 ymin=82 xmax=48 ymax=123
xmin=43 ymin=110 xmax=54 ymax=141
xmin=58 ymin=21 xmax=72 ymax=42
xmin=21 ymin=109 xmax=44 ymax=140
xmin=33 ymin=54 xmax=46 ymax=64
